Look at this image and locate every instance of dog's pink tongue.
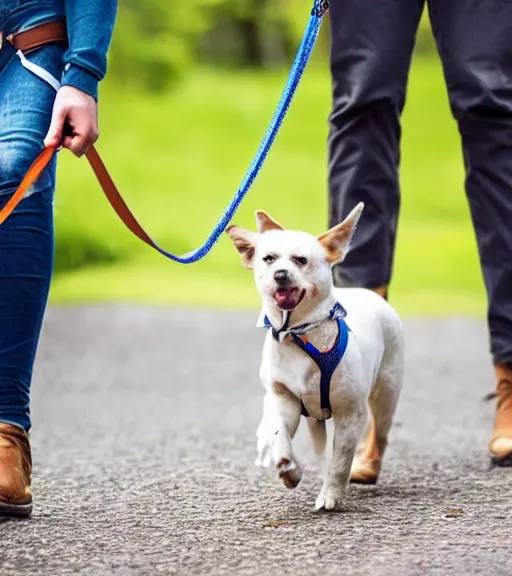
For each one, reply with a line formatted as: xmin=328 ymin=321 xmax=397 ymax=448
xmin=275 ymin=288 xmax=301 ymax=310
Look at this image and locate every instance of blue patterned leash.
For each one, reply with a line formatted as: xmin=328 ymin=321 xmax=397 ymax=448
xmin=3 ymin=1 xmax=329 ymax=262
xmin=118 ymin=0 xmax=329 ymax=263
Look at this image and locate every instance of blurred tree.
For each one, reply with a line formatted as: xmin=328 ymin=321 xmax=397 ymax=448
xmin=229 ymin=0 xmax=269 ymax=65
xmin=199 ymin=0 xmax=313 ymax=68
xmin=108 ymin=0 xmax=222 ymax=90
xmin=107 ymin=0 xmax=436 ymax=92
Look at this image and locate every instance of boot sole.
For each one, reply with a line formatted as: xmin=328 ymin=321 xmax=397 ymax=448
xmin=490 ymin=452 xmax=512 ymax=468
xmin=350 ymin=476 xmax=378 ymax=485
xmin=0 ymin=500 xmax=32 ymax=519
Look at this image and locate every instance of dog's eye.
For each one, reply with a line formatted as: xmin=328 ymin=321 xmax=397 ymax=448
xmin=293 ymin=256 xmax=308 ymax=267
xmin=263 ymin=255 xmax=276 ymax=264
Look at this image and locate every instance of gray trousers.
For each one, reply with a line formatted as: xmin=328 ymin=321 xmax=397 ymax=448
xmin=328 ymin=0 xmax=512 ymax=366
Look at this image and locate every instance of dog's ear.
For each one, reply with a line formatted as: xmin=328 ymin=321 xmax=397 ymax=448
xmin=317 ymin=202 xmax=364 ymax=265
xmin=255 ymin=210 xmax=284 ymax=234
xmin=226 ymin=225 xmax=258 ymax=269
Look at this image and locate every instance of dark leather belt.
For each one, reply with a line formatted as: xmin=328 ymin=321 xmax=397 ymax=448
xmin=1 ymin=19 xmax=67 ymax=52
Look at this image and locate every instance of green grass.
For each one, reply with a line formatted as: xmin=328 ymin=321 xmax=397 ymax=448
xmin=50 ymin=52 xmax=487 ymax=317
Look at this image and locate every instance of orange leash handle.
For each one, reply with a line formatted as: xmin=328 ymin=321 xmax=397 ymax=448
xmin=0 ymin=146 xmax=57 ymax=225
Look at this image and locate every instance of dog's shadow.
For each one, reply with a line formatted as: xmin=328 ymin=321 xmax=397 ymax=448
xmin=275 ymin=482 xmax=449 ymax=520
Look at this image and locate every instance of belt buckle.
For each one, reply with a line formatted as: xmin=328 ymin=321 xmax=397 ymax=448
xmin=0 ymin=32 xmax=15 ymax=50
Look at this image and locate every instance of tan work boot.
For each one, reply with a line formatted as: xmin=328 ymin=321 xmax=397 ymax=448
xmin=350 ymin=413 xmax=381 ymax=484
xmin=489 ymin=365 xmax=512 ymax=466
xmin=0 ymin=423 xmax=32 ymax=518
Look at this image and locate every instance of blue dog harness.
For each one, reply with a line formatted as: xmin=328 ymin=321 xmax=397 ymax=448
xmin=263 ymin=302 xmax=350 ymax=420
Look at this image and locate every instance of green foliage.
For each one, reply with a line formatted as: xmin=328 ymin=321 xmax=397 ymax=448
xmin=200 ymin=0 xmax=310 ymax=67
xmin=107 ymin=1 xmax=438 ymax=91
xmin=108 ymin=0 xmax=223 ymax=90
xmin=52 ymin=54 xmax=486 ymax=316
xmin=108 ymin=0 xmax=330 ymax=89
xmin=51 ymin=2 xmax=458 ymax=315
xmin=53 ymin=226 xmax=123 ymax=272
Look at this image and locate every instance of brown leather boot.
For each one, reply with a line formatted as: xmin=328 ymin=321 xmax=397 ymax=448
xmin=350 ymin=413 xmax=381 ymax=485
xmin=489 ymin=365 xmax=512 ymax=466
xmin=372 ymin=285 xmax=388 ymax=301
xmin=0 ymin=423 xmax=32 ymax=518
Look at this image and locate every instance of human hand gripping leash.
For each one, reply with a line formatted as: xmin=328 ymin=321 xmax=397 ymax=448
xmin=0 ymin=0 xmax=329 ymax=263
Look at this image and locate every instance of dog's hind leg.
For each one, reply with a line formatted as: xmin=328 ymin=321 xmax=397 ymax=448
xmin=349 ymin=407 xmax=382 ymax=485
xmin=350 ymin=337 xmax=404 ymax=485
xmin=306 ymin=418 xmax=327 ymax=455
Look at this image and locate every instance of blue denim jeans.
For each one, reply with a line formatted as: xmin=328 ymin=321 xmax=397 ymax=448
xmin=0 ymin=41 xmax=65 ymax=430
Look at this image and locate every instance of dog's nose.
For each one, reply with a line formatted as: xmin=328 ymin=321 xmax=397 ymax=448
xmin=274 ymin=269 xmax=290 ymax=286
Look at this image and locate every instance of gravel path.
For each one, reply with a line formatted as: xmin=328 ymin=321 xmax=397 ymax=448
xmin=1 ymin=306 xmax=510 ymax=575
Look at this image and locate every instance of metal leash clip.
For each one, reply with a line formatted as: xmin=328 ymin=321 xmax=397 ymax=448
xmin=312 ymin=0 xmax=330 ymax=17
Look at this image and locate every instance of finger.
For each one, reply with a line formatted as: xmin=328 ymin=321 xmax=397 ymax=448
xmin=66 ymin=137 xmax=86 ymax=157
xmin=64 ymin=133 xmax=93 ymax=158
xmin=62 ymin=136 xmax=74 ymax=151
xmin=76 ymin=129 xmax=99 ymax=156
xmin=44 ymin=106 xmax=68 ymax=148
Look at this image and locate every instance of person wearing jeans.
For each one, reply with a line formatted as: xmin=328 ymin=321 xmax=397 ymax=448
xmin=0 ymin=0 xmax=117 ymax=518
xmin=328 ymin=0 xmax=512 ymax=478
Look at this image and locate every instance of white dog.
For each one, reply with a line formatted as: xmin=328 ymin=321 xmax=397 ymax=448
xmin=226 ymin=203 xmax=404 ymax=511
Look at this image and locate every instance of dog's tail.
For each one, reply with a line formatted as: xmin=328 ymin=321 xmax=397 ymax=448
xmin=306 ymin=418 xmax=327 ymax=455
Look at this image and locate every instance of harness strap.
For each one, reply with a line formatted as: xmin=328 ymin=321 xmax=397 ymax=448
xmin=291 ymin=317 xmax=350 ymax=418
xmin=263 ymin=301 xmax=346 ymax=339
xmin=284 ymin=301 xmax=346 ymax=335
xmin=267 ymin=311 xmax=292 ymax=341
xmin=262 ymin=303 xmax=350 ymax=420
xmin=16 ymin=49 xmax=61 ymax=91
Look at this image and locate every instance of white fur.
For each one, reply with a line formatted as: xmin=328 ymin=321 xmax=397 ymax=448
xmin=227 ymin=204 xmax=404 ymax=511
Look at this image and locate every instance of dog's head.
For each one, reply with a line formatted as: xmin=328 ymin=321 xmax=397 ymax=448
xmin=226 ymin=203 xmax=364 ymax=316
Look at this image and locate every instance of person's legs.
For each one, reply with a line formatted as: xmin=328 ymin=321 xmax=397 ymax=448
xmin=428 ymin=0 xmax=512 ymax=464
xmin=0 ymin=193 xmax=53 ymax=430
xmin=0 ymin=41 xmax=65 ymax=515
xmin=328 ymin=0 xmax=425 ymax=296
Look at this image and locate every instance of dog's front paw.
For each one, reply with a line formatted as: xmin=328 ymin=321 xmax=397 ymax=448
xmin=315 ymin=485 xmax=346 ymax=511
xmin=276 ymin=457 xmax=302 ymax=489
